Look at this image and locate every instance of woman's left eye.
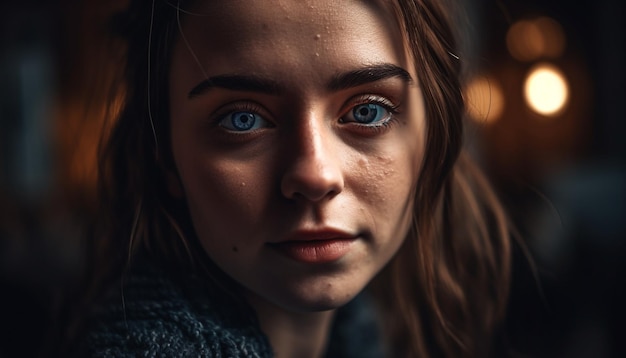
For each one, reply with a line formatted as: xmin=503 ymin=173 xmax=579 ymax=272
xmin=342 ymin=103 xmax=391 ymax=126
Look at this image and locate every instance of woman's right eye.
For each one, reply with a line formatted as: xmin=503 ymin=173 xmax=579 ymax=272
xmin=218 ymin=111 xmax=271 ymax=132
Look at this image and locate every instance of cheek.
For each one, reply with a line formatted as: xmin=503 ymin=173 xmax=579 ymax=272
xmin=350 ymin=147 xmax=420 ymax=238
xmin=350 ymin=101 xmax=426 ymax=246
xmin=175 ymin=148 xmax=273 ymax=246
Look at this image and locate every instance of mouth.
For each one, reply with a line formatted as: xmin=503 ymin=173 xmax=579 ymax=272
xmin=268 ymin=228 xmax=357 ymax=264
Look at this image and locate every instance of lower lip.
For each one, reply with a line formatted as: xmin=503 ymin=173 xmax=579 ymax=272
xmin=270 ymin=239 xmax=354 ymax=263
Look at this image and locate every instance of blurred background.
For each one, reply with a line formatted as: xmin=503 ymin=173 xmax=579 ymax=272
xmin=0 ymin=0 xmax=624 ymax=357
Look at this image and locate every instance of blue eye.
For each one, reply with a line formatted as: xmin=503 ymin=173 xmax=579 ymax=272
xmin=219 ymin=111 xmax=270 ymax=131
xmin=345 ymin=104 xmax=390 ymax=125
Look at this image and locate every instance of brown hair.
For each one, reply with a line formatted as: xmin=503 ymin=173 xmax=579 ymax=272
xmin=371 ymin=0 xmax=512 ymax=356
xmin=77 ymin=0 xmax=512 ymax=357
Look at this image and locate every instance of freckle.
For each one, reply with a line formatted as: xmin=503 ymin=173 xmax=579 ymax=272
xmin=314 ymin=34 xmax=321 ymax=40
xmin=232 ymin=246 xmax=238 ymax=252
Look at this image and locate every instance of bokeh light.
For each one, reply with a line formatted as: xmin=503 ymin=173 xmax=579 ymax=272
xmin=523 ymin=63 xmax=569 ymax=116
xmin=465 ymin=75 xmax=505 ymax=124
xmin=506 ymin=17 xmax=566 ymax=62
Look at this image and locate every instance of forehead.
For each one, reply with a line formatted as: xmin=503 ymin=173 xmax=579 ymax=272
xmin=172 ymin=0 xmax=408 ymax=83
xmin=182 ymin=0 xmax=398 ymax=32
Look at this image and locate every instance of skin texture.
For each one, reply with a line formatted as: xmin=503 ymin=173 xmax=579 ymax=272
xmin=168 ymin=0 xmax=425 ymax=355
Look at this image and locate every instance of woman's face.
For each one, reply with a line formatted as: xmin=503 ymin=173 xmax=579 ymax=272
xmin=169 ymin=0 xmax=426 ymax=312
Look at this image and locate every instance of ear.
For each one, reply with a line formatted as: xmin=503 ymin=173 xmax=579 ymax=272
xmin=166 ymin=170 xmax=184 ymax=199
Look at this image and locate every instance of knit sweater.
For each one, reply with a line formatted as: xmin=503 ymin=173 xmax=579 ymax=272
xmin=79 ymin=258 xmax=384 ymax=357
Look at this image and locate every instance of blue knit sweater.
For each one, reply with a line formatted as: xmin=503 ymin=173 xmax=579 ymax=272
xmin=80 ymin=258 xmax=384 ymax=357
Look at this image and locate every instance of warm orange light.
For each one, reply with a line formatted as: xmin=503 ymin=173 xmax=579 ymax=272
xmin=524 ymin=63 xmax=569 ymax=116
xmin=506 ymin=17 xmax=566 ymax=62
xmin=507 ymin=20 xmax=543 ymax=62
xmin=465 ymin=75 xmax=505 ymax=124
xmin=534 ymin=17 xmax=566 ymax=58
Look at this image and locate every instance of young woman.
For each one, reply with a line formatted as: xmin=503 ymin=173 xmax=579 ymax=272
xmin=66 ymin=0 xmax=512 ymax=356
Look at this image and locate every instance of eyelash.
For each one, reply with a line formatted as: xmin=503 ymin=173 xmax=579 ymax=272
xmin=209 ymin=94 xmax=401 ymax=135
xmin=212 ymin=101 xmax=266 ymax=122
xmin=211 ymin=101 xmax=274 ymax=130
xmin=340 ymin=94 xmax=401 ymax=133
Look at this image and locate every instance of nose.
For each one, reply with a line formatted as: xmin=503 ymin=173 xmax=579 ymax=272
xmin=280 ymin=115 xmax=344 ymax=202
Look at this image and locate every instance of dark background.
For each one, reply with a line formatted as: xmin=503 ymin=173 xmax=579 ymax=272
xmin=0 ymin=0 xmax=624 ymax=357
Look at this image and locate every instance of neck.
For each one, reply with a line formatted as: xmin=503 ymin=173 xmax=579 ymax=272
xmin=247 ymin=294 xmax=336 ymax=358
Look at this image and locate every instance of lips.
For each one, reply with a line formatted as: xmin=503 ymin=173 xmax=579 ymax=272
xmin=268 ymin=228 xmax=356 ymax=263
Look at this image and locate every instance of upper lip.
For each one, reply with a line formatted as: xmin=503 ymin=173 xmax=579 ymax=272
xmin=276 ymin=228 xmax=356 ymax=243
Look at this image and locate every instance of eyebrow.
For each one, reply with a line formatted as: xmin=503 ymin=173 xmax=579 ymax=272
xmin=187 ymin=63 xmax=412 ymax=99
xmin=328 ymin=63 xmax=413 ymax=91
xmin=188 ymin=75 xmax=283 ymax=98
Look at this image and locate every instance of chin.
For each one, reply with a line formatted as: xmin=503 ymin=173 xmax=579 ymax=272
xmin=275 ymin=286 xmax=361 ymax=313
xmin=242 ymin=263 xmax=375 ymax=314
